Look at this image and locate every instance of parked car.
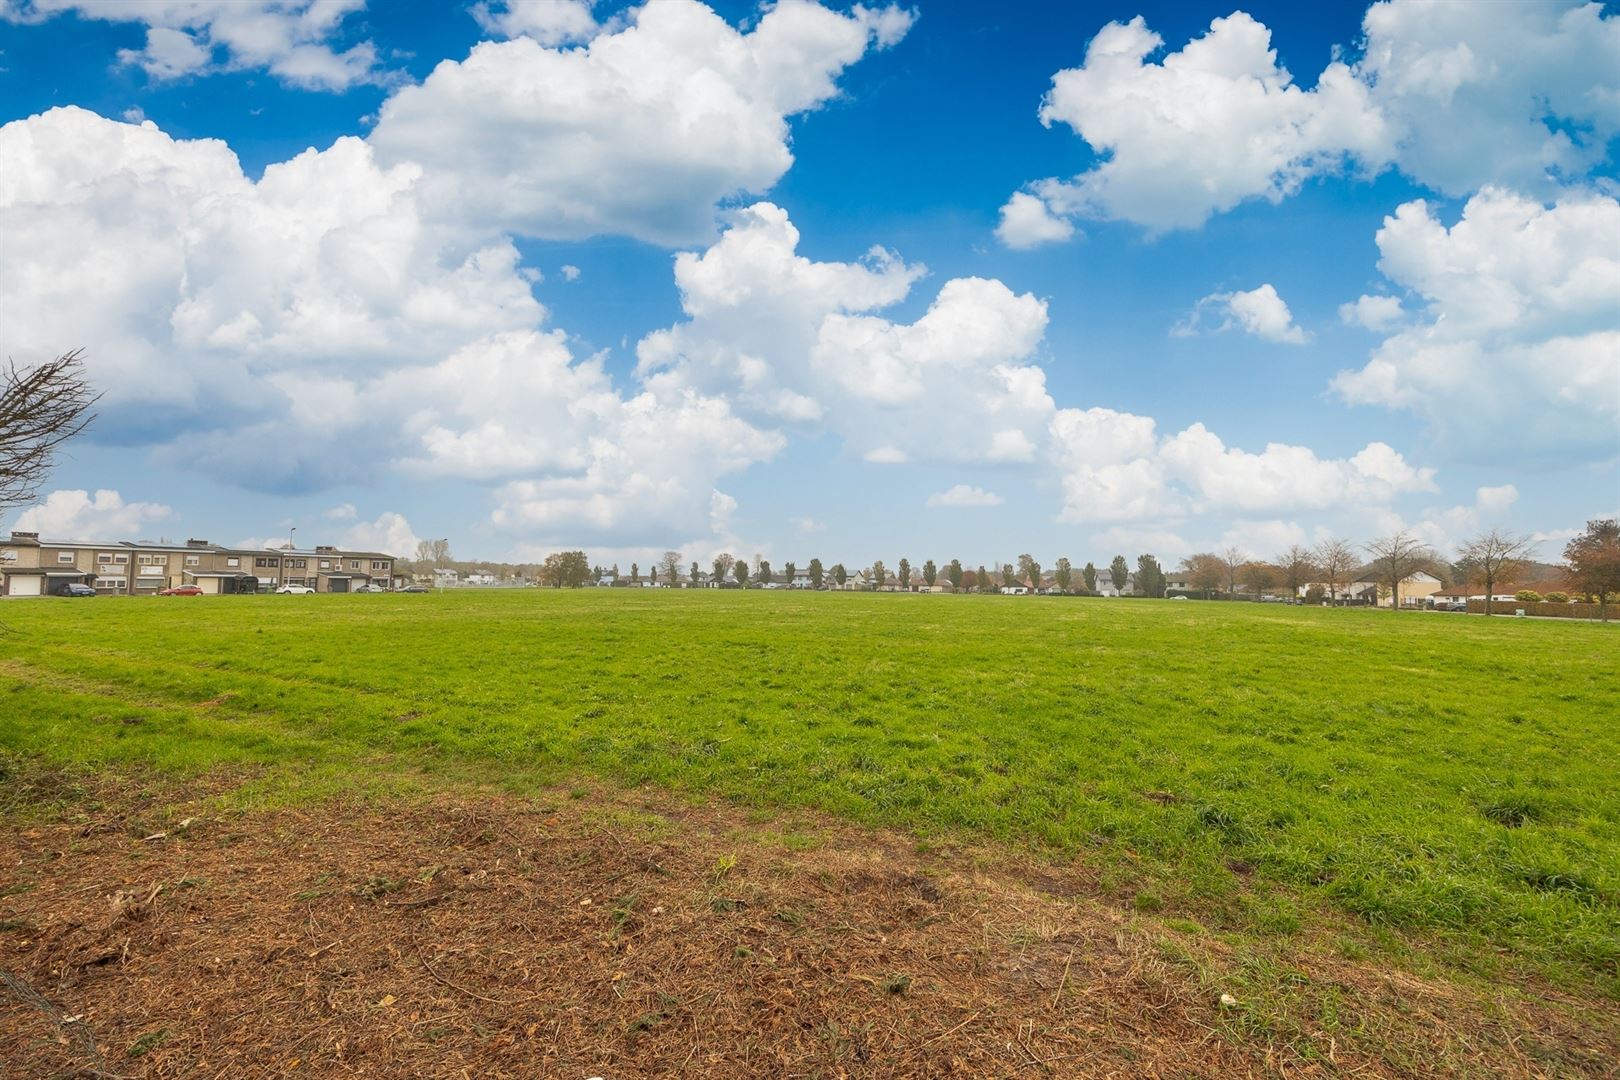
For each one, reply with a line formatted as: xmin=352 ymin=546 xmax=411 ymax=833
xmin=159 ymin=585 xmax=203 ymax=596
xmin=276 ymin=584 xmax=316 ymax=595
xmin=354 ymin=584 xmax=387 ymax=593
xmin=54 ymin=582 xmax=96 ymax=597
xmin=397 ymin=585 xmax=428 ymax=593
xmin=1168 ymin=595 xmax=1188 ymax=601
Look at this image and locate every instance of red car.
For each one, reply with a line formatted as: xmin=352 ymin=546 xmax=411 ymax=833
xmin=158 ymin=585 xmax=204 ymax=596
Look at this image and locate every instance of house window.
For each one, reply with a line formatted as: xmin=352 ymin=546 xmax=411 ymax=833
xmin=98 ymin=552 xmax=117 ymax=563
xmin=226 ymin=557 xmax=240 ymax=567
xmin=185 ymin=555 xmax=200 ymax=566
xmin=255 ymin=557 xmax=279 ymax=568
xmin=287 ymin=559 xmax=306 ymax=569
xmin=57 ymin=551 xmax=75 ymax=563
xmin=371 ymin=560 xmax=388 ymax=571
xmin=350 ymin=560 xmax=361 ymax=570
xmin=139 ymin=554 xmax=167 ymax=566
xmin=95 ymin=577 xmax=126 ymax=591
xmin=1 ymin=550 xmax=15 ymax=562
xmin=319 ymin=560 xmax=330 ymax=569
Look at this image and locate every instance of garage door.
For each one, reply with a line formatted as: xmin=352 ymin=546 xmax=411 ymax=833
xmin=8 ymin=576 xmax=41 ymax=596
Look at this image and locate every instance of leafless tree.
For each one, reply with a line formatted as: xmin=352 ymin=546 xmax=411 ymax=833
xmin=1240 ymin=561 xmax=1276 ymax=598
xmin=659 ymin=549 xmax=682 ymax=584
xmin=1456 ymin=529 xmax=1537 ymax=616
xmin=1175 ymin=553 xmax=1220 ymax=598
xmin=1277 ymin=544 xmax=1317 ymax=597
xmin=1220 ymin=544 xmax=1244 ymax=596
xmin=1 ymin=351 xmax=97 ymax=518
xmin=1364 ymin=530 xmax=1433 ymax=610
xmin=1313 ymin=536 xmax=1356 ymax=602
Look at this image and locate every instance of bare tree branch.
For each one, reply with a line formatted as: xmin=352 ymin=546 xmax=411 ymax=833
xmin=1364 ymin=530 xmax=1434 ymax=610
xmin=1312 ymin=536 xmax=1356 ymax=602
xmin=1456 ymin=529 xmax=1537 ymax=617
xmin=1 ymin=350 xmax=99 ymax=518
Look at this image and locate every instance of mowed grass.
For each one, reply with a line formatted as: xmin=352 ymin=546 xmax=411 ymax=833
xmin=3 ymin=590 xmax=1616 ymax=990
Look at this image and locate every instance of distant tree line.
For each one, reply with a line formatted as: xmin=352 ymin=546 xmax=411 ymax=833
xmin=411 ymin=520 xmax=1619 ymax=622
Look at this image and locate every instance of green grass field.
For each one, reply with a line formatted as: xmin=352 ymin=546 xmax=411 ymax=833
xmin=3 ymin=590 xmax=1616 ymax=992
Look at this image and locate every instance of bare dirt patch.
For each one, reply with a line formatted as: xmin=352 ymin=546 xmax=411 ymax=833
xmin=2 ymin=776 xmax=1614 ymax=1078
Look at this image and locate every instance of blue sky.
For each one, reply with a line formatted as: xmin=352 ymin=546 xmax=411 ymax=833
xmin=1 ymin=0 xmax=1616 ymax=569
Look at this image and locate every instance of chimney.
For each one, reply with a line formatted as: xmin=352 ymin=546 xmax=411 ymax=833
xmin=315 ymin=545 xmax=337 ymax=553
xmin=186 ymin=538 xmax=210 ymax=547
xmin=9 ymin=531 xmax=39 ymax=541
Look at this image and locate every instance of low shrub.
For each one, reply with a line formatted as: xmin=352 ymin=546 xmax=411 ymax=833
xmin=1515 ymin=590 xmax=1543 ymax=602
xmin=1544 ymin=591 xmax=1570 ymax=603
xmin=1467 ymin=599 xmax=1606 ymax=619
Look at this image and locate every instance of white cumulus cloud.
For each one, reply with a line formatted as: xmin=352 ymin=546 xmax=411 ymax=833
xmin=1356 ymin=0 xmax=1620 ymax=197
xmin=863 ymin=446 xmax=908 ymax=464
xmin=926 ymin=484 xmax=1003 ymax=508
xmin=2 ymin=0 xmax=385 ymax=90
xmin=637 ymin=202 xmax=1444 ymax=530
xmin=407 ymin=331 xmax=785 ymax=544
xmin=368 ymin=0 xmax=913 ymax=246
xmin=12 ymin=489 xmax=172 ymax=538
xmin=1475 ymin=484 xmax=1519 ymax=514
xmin=994 ymin=190 xmax=1075 ymax=249
xmin=1338 ymin=294 xmax=1405 ymax=331
xmin=1001 ymin=11 xmax=1388 ymax=234
xmin=339 ymin=510 xmax=421 ymax=557
xmin=1331 ymin=187 xmax=1620 ymax=461
xmin=470 ymin=0 xmax=598 ymax=46
xmin=640 ymin=202 xmax=1053 ymax=466
xmin=998 ymin=1 xmax=1620 ymax=236
xmin=0 ymin=106 xmax=786 ymax=551
xmin=1176 ymin=283 xmax=1309 ymax=344
xmin=1051 ymin=411 xmax=1436 ymax=525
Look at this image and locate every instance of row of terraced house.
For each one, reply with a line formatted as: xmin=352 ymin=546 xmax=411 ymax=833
xmin=0 ymin=531 xmax=395 ymax=597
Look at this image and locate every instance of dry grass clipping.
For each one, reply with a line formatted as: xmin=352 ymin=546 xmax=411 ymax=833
xmin=2 ymin=778 xmax=1615 ymax=1078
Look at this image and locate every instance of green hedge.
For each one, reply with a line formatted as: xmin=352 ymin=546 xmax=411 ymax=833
xmin=1467 ymin=599 xmax=1608 ymax=620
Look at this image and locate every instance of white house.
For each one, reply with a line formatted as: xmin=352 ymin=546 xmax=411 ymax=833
xmin=466 ymin=572 xmax=496 ymax=586
xmin=1297 ymin=569 xmax=1443 ymax=607
xmin=1094 ymin=572 xmax=1136 ymax=597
